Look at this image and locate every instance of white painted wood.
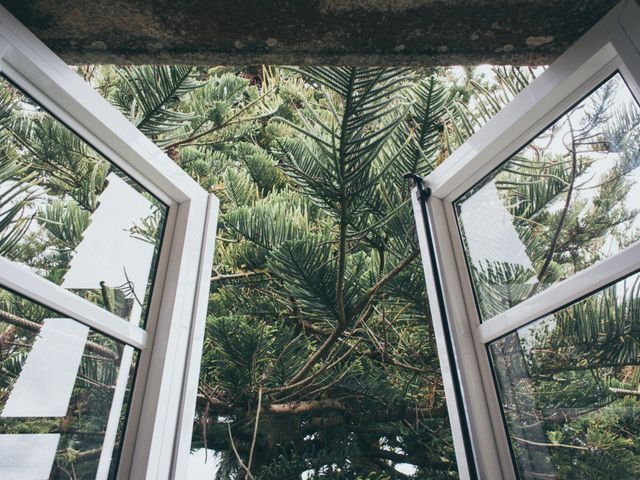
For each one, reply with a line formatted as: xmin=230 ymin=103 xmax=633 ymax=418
xmin=411 ymin=190 xmax=476 ymax=480
xmin=128 ymin=195 xmax=210 ymax=480
xmin=0 ymin=7 xmax=221 ymax=480
xmin=477 ymin=241 xmax=640 ymax=344
xmin=412 ymin=1 xmax=640 ymax=478
xmin=173 ymin=194 xmax=220 ymax=479
xmin=414 ymin=192 xmax=515 ymax=479
xmin=442 ymin=199 xmax=517 ymax=478
xmin=0 ymin=258 xmax=148 ymax=348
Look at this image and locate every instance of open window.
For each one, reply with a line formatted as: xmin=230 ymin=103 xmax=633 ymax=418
xmin=412 ymin=1 xmax=640 ymax=479
xmin=0 ymin=7 xmax=218 ymax=480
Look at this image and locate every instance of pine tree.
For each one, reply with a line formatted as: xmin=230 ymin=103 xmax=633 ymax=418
xmin=2 ymin=62 xmax=639 ymax=480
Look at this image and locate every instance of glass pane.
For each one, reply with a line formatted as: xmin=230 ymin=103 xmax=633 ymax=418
xmin=455 ymin=73 xmax=640 ymax=321
xmin=0 ymin=76 xmax=167 ymax=326
xmin=0 ymin=284 xmax=137 ymax=479
xmin=489 ymin=272 xmax=640 ymax=480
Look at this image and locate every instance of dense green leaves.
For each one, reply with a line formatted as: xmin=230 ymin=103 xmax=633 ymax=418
xmin=7 ymin=61 xmax=638 ymax=480
xmin=111 ymin=66 xmax=199 ymax=140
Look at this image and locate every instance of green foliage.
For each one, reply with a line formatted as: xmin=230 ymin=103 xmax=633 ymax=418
xmin=111 ymin=65 xmax=200 ymax=142
xmin=5 ymin=61 xmax=639 ymax=480
xmin=475 ymin=73 xmax=640 ymax=479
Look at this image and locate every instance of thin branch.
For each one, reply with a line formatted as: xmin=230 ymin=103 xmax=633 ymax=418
xmin=531 ymin=114 xmax=579 ymax=294
xmin=353 ymin=249 xmax=419 ymax=313
xmin=609 ymin=387 xmax=640 ymax=396
xmin=227 ymin=425 xmax=255 ymax=480
xmin=511 ymin=435 xmax=589 ymax=451
xmin=210 ymin=270 xmax=269 ymax=284
xmin=247 ymin=385 xmax=262 ymax=472
xmin=164 ymin=86 xmax=276 ymax=150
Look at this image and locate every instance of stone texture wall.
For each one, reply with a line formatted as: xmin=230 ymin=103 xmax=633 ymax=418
xmin=4 ymin=0 xmax=619 ymax=65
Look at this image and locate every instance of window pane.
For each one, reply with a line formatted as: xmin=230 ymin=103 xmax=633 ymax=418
xmin=0 ymin=76 xmax=167 ymax=326
xmin=0 ymin=284 xmax=137 ymax=479
xmin=489 ymin=272 xmax=640 ymax=480
xmin=455 ymin=73 xmax=640 ymax=321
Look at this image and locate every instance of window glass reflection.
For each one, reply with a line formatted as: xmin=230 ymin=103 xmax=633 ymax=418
xmin=456 ymin=73 xmax=640 ymax=321
xmin=0 ymin=285 xmax=136 ymax=479
xmin=2 ymin=318 xmax=88 ymax=418
xmin=0 ymin=77 xmax=167 ymax=326
xmin=489 ymin=272 xmax=640 ymax=479
xmin=0 ymin=434 xmax=60 ymax=480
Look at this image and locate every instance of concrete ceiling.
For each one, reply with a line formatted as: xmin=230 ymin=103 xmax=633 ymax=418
xmin=3 ymin=0 xmax=620 ymax=66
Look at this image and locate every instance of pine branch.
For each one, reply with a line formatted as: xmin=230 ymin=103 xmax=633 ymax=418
xmin=284 ymin=326 xmax=345 ymax=387
xmin=512 ymin=434 xmax=589 ymax=451
xmin=163 ymin=85 xmax=277 ymax=150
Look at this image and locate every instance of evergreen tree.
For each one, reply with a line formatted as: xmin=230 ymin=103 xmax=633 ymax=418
xmin=1 ymin=62 xmax=639 ymax=480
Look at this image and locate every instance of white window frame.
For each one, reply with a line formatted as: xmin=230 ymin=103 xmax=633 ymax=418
xmin=0 ymin=7 xmax=219 ymax=480
xmin=411 ymin=1 xmax=640 ymax=479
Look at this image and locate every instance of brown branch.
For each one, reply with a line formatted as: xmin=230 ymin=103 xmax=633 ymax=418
xmin=164 ymin=86 xmax=276 ymax=150
xmin=210 ymin=270 xmax=268 ymax=284
xmin=532 ymin=115 xmax=578 ymax=294
xmin=353 ymin=249 xmax=419 ymax=313
xmin=299 ymin=319 xmax=332 ymax=336
xmin=0 ymin=309 xmax=118 ymax=360
xmin=227 ymin=425 xmax=255 ymax=480
xmin=285 ymin=324 xmax=346 ymax=387
xmin=335 ymin=207 xmax=349 ymax=330
xmin=610 ymin=387 xmax=640 ymax=397
xmin=61 ymin=447 xmax=104 ymax=463
xmin=286 ymin=239 xmax=407 ymax=387
xmin=197 ymin=394 xmax=347 ymax=416
xmin=279 ymin=301 xmax=377 ymax=391
xmin=273 ymin=340 xmax=363 ymax=402
xmin=197 ymin=393 xmax=446 ymax=423
xmin=247 ymin=385 xmax=262 ymax=472
xmin=263 ymin=398 xmax=347 ymax=415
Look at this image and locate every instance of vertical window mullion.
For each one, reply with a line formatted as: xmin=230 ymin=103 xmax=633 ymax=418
xmin=412 ymin=187 xmax=513 ymax=479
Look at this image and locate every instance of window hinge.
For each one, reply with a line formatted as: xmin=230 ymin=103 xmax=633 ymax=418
xmin=403 ymin=173 xmax=431 ymax=201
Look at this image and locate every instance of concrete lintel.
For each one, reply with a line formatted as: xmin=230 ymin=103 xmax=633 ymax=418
xmin=4 ymin=0 xmax=620 ymax=66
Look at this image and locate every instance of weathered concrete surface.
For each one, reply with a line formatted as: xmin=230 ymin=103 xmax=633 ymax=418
xmin=3 ymin=0 xmax=619 ymax=66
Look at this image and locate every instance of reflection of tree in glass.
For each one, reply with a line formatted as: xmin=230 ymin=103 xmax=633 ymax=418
xmin=458 ymin=74 xmax=640 ymax=320
xmin=453 ymin=73 xmax=640 ymax=479
xmin=491 ymin=274 xmax=640 ymax=479
xmin=0 ymin=287 xmax=128 ymax=479
xmin=0 ymin=78 xmax=166 ymax=323
xmin=0 ymin=77 xmax=167 ymax=478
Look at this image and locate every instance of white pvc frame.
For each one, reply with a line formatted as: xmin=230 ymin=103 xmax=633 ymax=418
xmin=411 ymin=1 xmax=640 ymax=479
xmin=0 ymin=7 xmax=219 ymax=480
